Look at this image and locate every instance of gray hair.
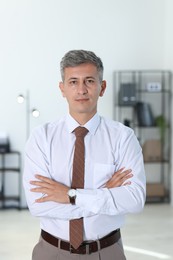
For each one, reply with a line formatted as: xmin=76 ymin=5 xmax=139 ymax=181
xmin=60 ymin=50 xmax=104 ymax=82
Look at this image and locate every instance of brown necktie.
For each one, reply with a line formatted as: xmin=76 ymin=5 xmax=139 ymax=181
xmin=70 ymin=126 xmax=88 ymax=249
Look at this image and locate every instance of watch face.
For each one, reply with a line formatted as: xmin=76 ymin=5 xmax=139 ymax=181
xmin=68 ymin=189 xmax=76 ymax=197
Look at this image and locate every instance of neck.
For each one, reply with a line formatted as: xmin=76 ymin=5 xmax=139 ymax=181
xmin=70 ymin=112 xmax=96 ymax=125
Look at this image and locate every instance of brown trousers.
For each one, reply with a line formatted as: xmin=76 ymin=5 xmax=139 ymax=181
xmin=32 ymin=236 xmax=126 ymax=260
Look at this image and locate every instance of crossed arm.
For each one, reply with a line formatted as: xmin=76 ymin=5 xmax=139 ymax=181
xmin=30 ymin=168 xmax=133 ymax=204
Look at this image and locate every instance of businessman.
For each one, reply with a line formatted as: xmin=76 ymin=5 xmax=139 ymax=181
xmin=23 ymin=49 xmax=146 ymax=260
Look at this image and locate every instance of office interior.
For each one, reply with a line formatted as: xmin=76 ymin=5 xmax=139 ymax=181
xmin=0 ymin=0 xmax=173 ymax=259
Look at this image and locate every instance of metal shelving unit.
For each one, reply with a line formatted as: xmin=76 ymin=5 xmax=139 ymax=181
xmin=114 ymin=70 xmax=172 ymax=202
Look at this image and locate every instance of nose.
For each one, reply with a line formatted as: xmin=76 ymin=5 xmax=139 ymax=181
xmin=77 ymin=81 xmax=88 ymax=95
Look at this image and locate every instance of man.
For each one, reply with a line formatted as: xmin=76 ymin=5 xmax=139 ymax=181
xmin=23 ymin=50 xmax=146 ymax=260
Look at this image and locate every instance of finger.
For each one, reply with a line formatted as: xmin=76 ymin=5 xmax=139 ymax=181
xmin=119 ymin=171 xmax=132 ymax=181
xmin=35 ymin=195 xmax=50 ymax=203
xmin=112 ymin=168 xmax=131 ymax=180
xmin=105 ymin=174 xmax=123 ymax=187
xmin=112 ymin=167 xmax=125 ymax=177
xmin=30 ymin=187 xmax=49 ymax=193
xmin=123 ymin=181 xmax=131 ymax=186
xmin=35 ymin=175 xmax=53 ymax=184
xmin=122 ymin=173 xmax=133 ymax=180
xmin=30 ymin=180 xmax=52 ymax=189
xmin=105 ymin=178 xmax=121 ymax=188
xmin=119 ymin=174 xmax=133 ymax=185
xmin=107 ymin=173 xmax=133 ymax=187
xmin=116 ymin=167 xmax=125 ymax=173
xmin=121 ymin=169 xmax=132 ymax=176
xmin=112 ymin=170 xmax=132 ymax=183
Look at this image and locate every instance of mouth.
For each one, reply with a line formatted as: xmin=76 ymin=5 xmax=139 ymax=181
xmin=76 ymin=98 xmax=89 ymax=102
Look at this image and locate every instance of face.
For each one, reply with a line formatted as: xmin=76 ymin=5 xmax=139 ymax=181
xmin=59 ymin=63 xmax=106 ymax=123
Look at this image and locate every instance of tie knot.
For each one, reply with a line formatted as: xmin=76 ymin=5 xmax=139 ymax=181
xmin=74 ymin=126 xmax=88 ymax=137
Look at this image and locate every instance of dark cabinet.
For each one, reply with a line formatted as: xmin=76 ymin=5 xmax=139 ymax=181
xmin=0 ymin=151 xmax=21 ymax=209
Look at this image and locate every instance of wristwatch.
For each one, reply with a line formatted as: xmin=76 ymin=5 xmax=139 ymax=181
xmin=67 ymin=189 xmax=76 ymax=205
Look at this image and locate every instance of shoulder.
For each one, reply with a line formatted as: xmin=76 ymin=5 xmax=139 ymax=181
xmin=99 ymin=116 xmax=141 ymax=150
xmin=27 ymin=116 xmax=66 ymax=143
xmin=100 ymin=116 xmax=133 ymax=136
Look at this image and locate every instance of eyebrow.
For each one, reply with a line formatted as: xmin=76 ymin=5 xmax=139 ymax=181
xmin=68 ymin=77 xmax=78 ymax=81
xmin=67 ymin=76 xmax=96 ymax=81
xmin=85 ymin=76 xmax=96 ymax=79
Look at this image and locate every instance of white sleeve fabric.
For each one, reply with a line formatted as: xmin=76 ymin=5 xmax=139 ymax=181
xmin=23 ymin=126 xmax=146 ymax=220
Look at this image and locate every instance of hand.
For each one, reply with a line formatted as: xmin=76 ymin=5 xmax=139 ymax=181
xmin=105 ymin=167 xmax=133 ymax=188
xmin=30 ymin=175 xmax=70 ymax=203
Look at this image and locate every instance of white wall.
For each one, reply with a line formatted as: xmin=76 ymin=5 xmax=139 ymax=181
xmin=0 ymin=0 xmax=169 ymax=207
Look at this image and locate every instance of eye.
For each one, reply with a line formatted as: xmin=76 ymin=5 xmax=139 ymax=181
xmin=85 ymin=79 xmax=95 ymax=86
xmin=69 ymin=80 xmax=78 ymax=86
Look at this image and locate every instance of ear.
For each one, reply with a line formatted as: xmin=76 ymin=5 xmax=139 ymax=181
xmin=99 ymin=80 xmax=106 ymax=97
xmin=59 ymin=82 xmax=66 ymax=97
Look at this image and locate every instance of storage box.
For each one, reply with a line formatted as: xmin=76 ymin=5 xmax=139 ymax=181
xmin=119 ymin=83 xmax=137 ymax=106
xmin=143 ymin=140 xmax=162 ymax=162
xmin=147 ymin=183 xmax=165 ymax=197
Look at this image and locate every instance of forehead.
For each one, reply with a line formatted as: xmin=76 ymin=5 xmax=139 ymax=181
xmin=64 ymin=63 xmax=99 ymax=80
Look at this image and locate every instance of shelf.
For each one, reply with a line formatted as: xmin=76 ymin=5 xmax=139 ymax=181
xmin=0 ymin=195 xmax=20 ymax=201
xmin=0 ymin=168 xmax=20 ymax=172
xmin=144 ymin=160 xmax=169 ymax=163
xmin=136 ymin=90 xmax=170 ymax=94
xmin=0 ymin=151 xmax=20 ymax=154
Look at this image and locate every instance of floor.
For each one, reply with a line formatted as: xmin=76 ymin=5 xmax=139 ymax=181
xmin=0 ymin=204 xmax=173 ymax=260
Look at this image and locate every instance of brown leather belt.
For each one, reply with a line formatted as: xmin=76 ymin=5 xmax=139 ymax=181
xmin=41 ymin=229 xmax=120 ymax=254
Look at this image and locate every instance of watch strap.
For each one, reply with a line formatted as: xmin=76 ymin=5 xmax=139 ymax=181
xmin=69 ymin=196 xmax=76 ymax=205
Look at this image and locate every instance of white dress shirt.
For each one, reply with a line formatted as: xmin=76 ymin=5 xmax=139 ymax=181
xmin=23 ymin=113 xmax=146 ymax=241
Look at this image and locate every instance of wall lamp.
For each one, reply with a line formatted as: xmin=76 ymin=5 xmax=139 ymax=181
xmin=17 ymin=90 xmax=40 ymax=139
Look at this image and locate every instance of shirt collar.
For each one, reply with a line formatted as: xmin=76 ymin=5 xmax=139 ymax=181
xmin=66 ymin=113 xmax=100 ymax=135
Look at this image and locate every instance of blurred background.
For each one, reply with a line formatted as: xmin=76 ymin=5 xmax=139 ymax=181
xmin=0 ymin=0 xmax=173 ymax=259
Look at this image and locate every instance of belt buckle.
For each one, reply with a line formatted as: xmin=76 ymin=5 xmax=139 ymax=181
xmin=69 ymin=244 xmax=75 ymax=254
xmin=69 ymin=244 xmax=90 ymax=254
xmin=85 ymin=244 xmax=90 ymax=254
xmin=69 ymin=245 xmax=81 ymax=254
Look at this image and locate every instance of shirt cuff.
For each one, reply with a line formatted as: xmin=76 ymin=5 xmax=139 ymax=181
xmin=75 ymin=188 xmax=116 ymax=216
